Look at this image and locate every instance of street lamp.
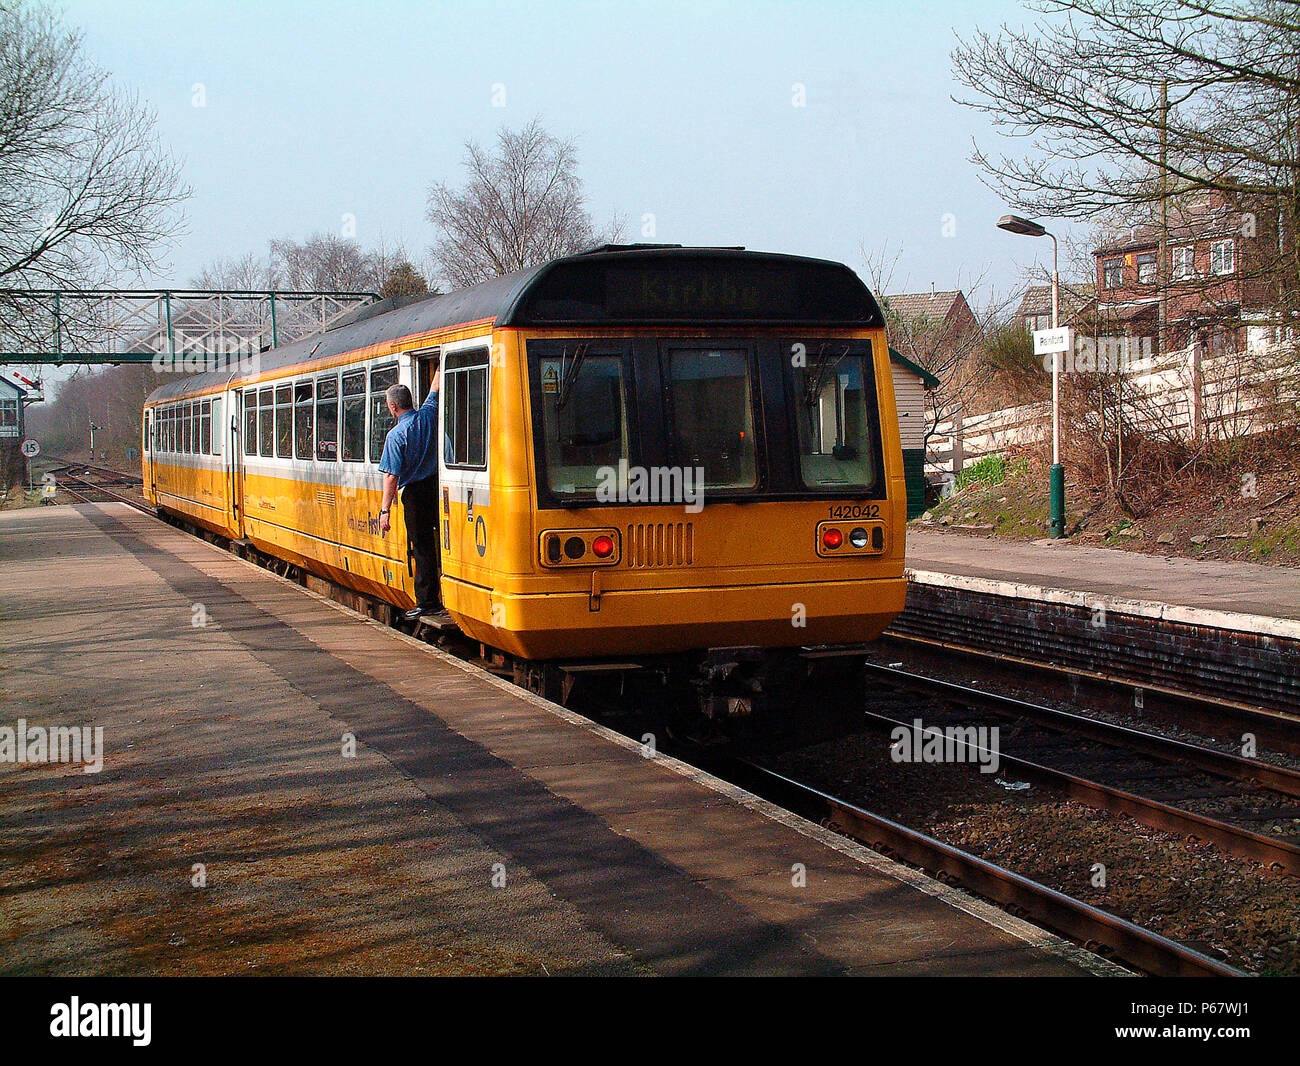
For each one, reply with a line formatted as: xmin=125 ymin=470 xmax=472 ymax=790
xmin=997 ymin=213 xmax=1066 ymax=539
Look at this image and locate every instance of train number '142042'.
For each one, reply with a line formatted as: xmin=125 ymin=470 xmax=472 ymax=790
xmin=828 ymin=504 xmax=880 ymax=520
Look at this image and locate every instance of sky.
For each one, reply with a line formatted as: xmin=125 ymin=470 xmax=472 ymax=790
xmin=21 ymin=0 xmax=1079 ymax=391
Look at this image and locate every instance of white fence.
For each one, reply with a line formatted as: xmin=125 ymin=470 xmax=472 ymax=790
xmin=925 ymin=340 xmax=1300 ymax=478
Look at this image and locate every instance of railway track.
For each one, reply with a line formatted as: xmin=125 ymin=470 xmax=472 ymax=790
xmin=726 ymin=759 xmax=1246 ymax=977
xmin=44 ymin=459 xmax=150 ymax=511
xmin=881 ymin=630 xmax=1300 ymax=758
xmin=858 ymin=662 xmax=1300 ymax=878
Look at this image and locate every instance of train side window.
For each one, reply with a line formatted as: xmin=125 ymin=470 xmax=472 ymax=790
xmin=162 ymin=407 xmax=170 ymax=452
xmin=200 ymin=399 xmax=212 ymax=454
xmin=143 ymin=411 xmax=150 ymax=455
xmin=341 ymin=370 xmax=366 ymax=462
xmin=274 ymin=383 xmax=292 ymax=458
xmin=190 ymin=401 xmax=199 ymax=455
xmin=316 ymin=374 xmax=339 ymax=460
xmin=183 ymin=401 xmax=193 ymax=454
xmin=294 ymin=381 xmax=314 ymax=460
xmin=211 ymin=398 xmax=223 ymax=456
xmin=444 ymin=348 xmax=489 ymax=469
xmin=258 ymin=387 xmax=274 ymax=457
xmin=244 ymin=390 xmax=258 ymax=456
xmin=169 ymin=406 xmax=176 ymax=452
xmin=368 ymin=362 xmax=399 ymax=463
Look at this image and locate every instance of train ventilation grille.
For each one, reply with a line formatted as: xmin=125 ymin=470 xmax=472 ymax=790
xmin=626 ymin=522 xmax=695 ymax=567
xmin=316 ymin=489 xmax=337 ymax=507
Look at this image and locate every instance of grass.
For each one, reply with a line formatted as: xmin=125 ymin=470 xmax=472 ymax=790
xmin=952 ymin=453 xmax=1029 ymax=492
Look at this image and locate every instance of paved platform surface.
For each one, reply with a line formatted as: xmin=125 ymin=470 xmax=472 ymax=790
xmin=0 ymin=504 xmax=1112 ymax=976
xmin=907 ymin=530 xmax=1300 ymax=637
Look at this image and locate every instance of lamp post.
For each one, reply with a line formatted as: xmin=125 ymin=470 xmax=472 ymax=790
xmin=997 ymin=213 xmax=1066 ymax=539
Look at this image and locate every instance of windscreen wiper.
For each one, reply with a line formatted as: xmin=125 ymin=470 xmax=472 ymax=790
xmin=556 ymin=342 xmax=591 ymax=409
xmin=804 ymin=343 xmax=849 ymax=407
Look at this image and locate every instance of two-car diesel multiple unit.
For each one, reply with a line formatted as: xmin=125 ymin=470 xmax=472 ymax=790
xmin=142 ymin=245 xmax=909 ymax=707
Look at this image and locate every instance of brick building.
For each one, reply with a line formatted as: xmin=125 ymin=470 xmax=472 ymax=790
xmin=1092 ymin=191 xmax=1285 ymax=357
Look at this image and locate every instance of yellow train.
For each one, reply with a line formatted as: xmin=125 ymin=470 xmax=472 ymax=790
xmin=143 ymin=246 xmax=909 ymax=710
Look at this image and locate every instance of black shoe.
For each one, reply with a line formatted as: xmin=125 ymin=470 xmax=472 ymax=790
xmin=402 ymin=606 xmax=426 ymax=621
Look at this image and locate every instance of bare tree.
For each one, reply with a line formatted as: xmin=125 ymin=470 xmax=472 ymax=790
xmin=189 ymin=251 xmax=273 ymax=291
xmin=952 ymin=0 xmax=1300 ymax=320
xmin=427 ymin=119 xmax=621 ymax=288
xmin=862 ymin=242 xmax=1016 ymax=443
xmin=0 ymin=1 xmax=187 ymax=295
xmin=267 ymin=233 xmax=382 ymax=293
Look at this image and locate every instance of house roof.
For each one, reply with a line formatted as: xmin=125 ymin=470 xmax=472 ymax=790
xmin=883 ymin=290 xmax=965 ymax=323
xmin=1094 ymin=194 xmax=1245 ymax=255
xmin=0 ymin=376 xmax=27 ymax=398
xmin=1017 ymin=283 xmax=1095 ymax=319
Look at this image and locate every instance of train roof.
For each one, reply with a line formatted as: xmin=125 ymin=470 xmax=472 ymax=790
xmin=145 ymin=246 xmax=884 ymax=403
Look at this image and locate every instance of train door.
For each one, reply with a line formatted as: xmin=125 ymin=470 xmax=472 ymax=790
xmin=439 ymin=345 xmax=490 ymax=586
xmin=144 ymin=407 xmax=156 ymax=501
xmin=230 ymin=387 xmax=247 ymax=537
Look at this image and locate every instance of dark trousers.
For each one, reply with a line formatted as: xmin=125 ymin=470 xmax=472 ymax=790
xmin=400 ymin=475 xmax=441 ymax=608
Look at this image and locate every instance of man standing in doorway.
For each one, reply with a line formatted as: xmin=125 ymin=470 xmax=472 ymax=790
xmin=378 ymin=366 xmax=441 ymax=621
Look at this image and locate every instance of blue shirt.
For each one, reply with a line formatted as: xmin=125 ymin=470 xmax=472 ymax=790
xmin=379 ymin=390 xmax=441 ymax=489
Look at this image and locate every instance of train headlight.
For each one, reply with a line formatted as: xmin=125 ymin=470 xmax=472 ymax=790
xmin=591 ymin=535 xmax=614 ymax=558
xmin=822 ymin=528 xmax=843 ymax=550
xmin=849 ymin=527 xmax=869 ymax=548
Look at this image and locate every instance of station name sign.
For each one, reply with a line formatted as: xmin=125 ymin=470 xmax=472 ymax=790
xmin=1033 ymin=326 xmax=1074 ymax=355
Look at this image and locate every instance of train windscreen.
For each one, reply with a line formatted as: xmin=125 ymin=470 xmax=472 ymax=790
xmin=791 ymin=346 xmax=878 ymax=491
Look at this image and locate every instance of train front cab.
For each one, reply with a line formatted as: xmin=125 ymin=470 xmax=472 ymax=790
xmin=440 ymin=324 xmax=909 ymax=661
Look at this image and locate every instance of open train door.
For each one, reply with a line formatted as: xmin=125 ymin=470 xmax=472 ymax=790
xmin=229 ymin=386 xmax=245 ymax=538
xmin=144 ymin=407 xmax=157 ymax=501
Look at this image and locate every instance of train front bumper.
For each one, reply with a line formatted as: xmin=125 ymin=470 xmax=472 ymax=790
xmin=444 ymin=576 xmax=908 ymax=659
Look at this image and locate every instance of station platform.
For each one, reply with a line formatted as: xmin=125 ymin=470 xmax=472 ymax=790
xmin=896 ymin=530 xmax=1300 ymax=714
xmin=906 ymin=529 xmax=1300 ymax=638
xmin=0 ymin=504 xmax=1112 ymax=977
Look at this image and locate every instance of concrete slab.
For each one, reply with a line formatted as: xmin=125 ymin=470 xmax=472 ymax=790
xmin=0 ymin=504 xmax=1117 ymax=976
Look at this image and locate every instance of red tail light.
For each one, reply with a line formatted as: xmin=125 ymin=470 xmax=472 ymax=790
xmin=591 ymin=535 xmax=614 ymax=558
xmin=821 ymin=528 xmax=843 ymax=550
